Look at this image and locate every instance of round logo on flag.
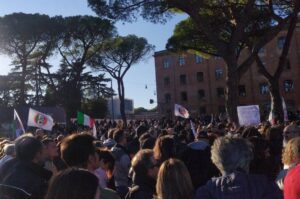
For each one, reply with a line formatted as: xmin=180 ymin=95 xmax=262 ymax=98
xmin=34 ymin=113 xmax=48 ymax=126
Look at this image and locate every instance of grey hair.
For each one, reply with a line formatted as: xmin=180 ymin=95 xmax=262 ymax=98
xmin=211 ymin=136 xmax=253 ymax=175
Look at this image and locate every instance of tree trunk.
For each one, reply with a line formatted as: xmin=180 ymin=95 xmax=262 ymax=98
xmin=117 ymin=79 xmax=127 ymax=127
xmin=268 ymin=79 xmax=284 ymax=123
xmin=225 ymin=70 xmax=240 ymax=125
xmin=19 ymin=61 xmax=27 ymax=105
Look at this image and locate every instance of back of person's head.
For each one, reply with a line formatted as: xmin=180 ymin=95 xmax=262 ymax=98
xmin=156 ymin=158 xmax=194 ymax=199
xmin=113 ymin=129 xmax=125 ymax=144
xmin=60 ymin=134 xmax=96 ymax=167
xmin=153 ymin=135 xmax=175 ymax=163
xmin=139 ymin=133 xmax=155 ymax=149
xmin=282 ymin=137 xmax=300 ymax=166
xmin=97 ymin=149 xmax=115 ymax=172
xmin=136 ymin=125 xmax=148 ymax=138
xmin=15 ymin=135 xmax=43 ymax=162
xmin=242 ymin=127 xmax=261 ymax=138
xmin=108 ymin=128 xmax=116 ymax=139
xmin=42 ymin=138 xmax=55 ymax=146
xmin=132 ymin=149 xmax=155 ymax=177
xmin=44 ymin=168 xmax=99 ymax=199
xmin=211 ymin=136 xmax=253 ymax=174
xmin=3 ymin=144 xmax=15 ymax=156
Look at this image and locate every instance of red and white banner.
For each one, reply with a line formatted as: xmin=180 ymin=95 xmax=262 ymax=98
xmin=27 ymin=108 xmax=54 ymax=131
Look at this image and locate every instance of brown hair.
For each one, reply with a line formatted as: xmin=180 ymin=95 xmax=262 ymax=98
xmin=282 ymin=137 xmax=300 ymax=166
xmin=156 ymin=158 xmax=194 ymax=199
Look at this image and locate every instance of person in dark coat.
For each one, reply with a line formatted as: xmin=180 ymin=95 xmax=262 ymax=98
xmin=0 ymin=135 xmax=52 ymax=199
xmin=195 ymin=137 xmax=283 ymax=199
xmin=126 ymin=149 xmax=159 ymax=199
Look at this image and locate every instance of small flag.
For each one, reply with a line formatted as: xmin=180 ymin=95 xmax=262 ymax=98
xmin=14 ymin=109 xmax=25 ymax=137
xmin=27 ymin=108 xmax=54 ymax=131
xmin=174 ymin=104 xmax=190 ymax=119
xmin=77 ymin=112 xmax=97 ymax=138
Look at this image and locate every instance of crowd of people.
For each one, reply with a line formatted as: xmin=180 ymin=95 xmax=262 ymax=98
xmin=0 ymin=118 xmax=300 ymax=199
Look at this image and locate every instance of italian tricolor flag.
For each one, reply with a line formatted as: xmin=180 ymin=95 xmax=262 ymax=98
xmin=77 ymin=112 xmax=97 ymax=138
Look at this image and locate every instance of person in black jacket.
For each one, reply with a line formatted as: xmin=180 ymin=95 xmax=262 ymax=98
xmin=126 ymin=149 xmax=159 ymax=199
xmin=0 ymin=134 xmax=52 ymax=199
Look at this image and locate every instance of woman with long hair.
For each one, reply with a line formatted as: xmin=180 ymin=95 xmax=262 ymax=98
xmin=156 ymin=158 xmax=194 ymax=199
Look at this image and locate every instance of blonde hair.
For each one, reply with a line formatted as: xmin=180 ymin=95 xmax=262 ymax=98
xmin=282 ymin=137 xmax=300 ymax=166
xmin=156 ymin=158 xmax=194 ymax=199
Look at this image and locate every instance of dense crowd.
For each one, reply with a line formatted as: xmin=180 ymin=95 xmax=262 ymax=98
xmin=0 ymin=118 xmax=300 ymax=199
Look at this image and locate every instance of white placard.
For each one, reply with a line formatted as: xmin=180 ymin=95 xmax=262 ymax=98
xmin=237 ymin=105 xmax=260 ymax=126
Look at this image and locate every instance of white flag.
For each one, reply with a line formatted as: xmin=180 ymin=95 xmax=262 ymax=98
xmin=14 ymin=109 xmax=25 ymax=135
xmin=27 ymin=108 xmax=54 ymax=131
xmin=174 ymin=104 xmax=190 ymax=119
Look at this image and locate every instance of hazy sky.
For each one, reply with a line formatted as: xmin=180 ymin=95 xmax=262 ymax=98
xmin=0 ymin=0 xmax=186 ymax=109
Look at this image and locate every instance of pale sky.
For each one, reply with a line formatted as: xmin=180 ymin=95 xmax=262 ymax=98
xmin=0 ymin=0 xmax=186 ymax=109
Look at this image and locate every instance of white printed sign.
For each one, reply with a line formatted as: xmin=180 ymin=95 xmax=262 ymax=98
xmin=237 ymin=105 xmax=261 ymax=126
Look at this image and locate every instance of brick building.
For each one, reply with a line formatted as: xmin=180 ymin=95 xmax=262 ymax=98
xmin=154 ymin=30 xmax=300 ymax=119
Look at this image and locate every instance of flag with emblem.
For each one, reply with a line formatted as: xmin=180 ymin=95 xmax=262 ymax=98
xmin=174 ymin=104 xmax=190 ymax=119
xmin=27 ymin=108 xmax=54 ymax=131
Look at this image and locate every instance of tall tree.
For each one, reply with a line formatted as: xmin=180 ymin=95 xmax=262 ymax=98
xmin=253 ymin=2 xmax=300 ymax=123
xmin=41 ymin=15 xmax=115 ymax=119
xmin=0 ymin=13 xmax=53 ymax=105
xmin=89 ymin=0 xmax=296 ymax=124
xmin=90 ymin=35 xmax=154 ymax=125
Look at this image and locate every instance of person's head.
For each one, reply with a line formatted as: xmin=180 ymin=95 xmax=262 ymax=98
xmin=60 ymin=134 xmax=98 ymax=171
xmin=211 ymin=137 xmax=253 ymax=175
xmin=42 ymin=138 xmax=58 ymax=160
xmin=282 ymin=137 xmax=300 ymax=167
xmin=45 ymin=168 xmax=100 ymax=199
xmin=139 ymin=133 xmax=155 ymax=149
xmin=153 ymin=135 xmax=176 ymax=163
xmin=35 ymin=129 xmax=45 ymax=140
xmin=283 ymin=124 xmax=300 ymax=147
xmin=136 ymin=125 xmax=148 ymax=138
xmin=242 ymin=127 xmax=261 ymax=138
xmin=3 ymin=144 xmax=15 ymax=157
xmin=96 ymin=149 xmax=115 ymax=175
xmin=156 ymin=158 xmax=194 ymax=199
xmin=132 ymin=149 xmax=159 ymax=180
xmin=15 ymin=135 xmax=45 ymax=164
xmin=113 ymin=129 xmax=127 ymax=146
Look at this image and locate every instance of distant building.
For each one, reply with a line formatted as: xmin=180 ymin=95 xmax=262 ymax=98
xmin=107 ymin=97 xmax=134 ymax=119
xmin=154 ymin=30 xmax=300 ymax=119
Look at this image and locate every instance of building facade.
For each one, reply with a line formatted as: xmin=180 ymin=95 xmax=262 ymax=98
xmin=154 ymin=30 xmax=300 ymax=119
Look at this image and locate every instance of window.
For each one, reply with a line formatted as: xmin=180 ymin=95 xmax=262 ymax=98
xmin=196 ymin=72 xmax=204 ymax=82
xmin=214 ymin=56 xmax=222 ymax=60
xmin=163 ymin=77 xmax=170 ymax=86
xmin=217 ymin=87 xmax=225 ymax=98
xmin=198 ymin=89 xmax=205 ymax=100
xmin=163 ymin=58 xmax=171 ymax=69
xmin=259 ymin=83 xmax=269 ymax=95
xmin=179 ymin=74 xmax=187 ymax=85
xmin=199 ymin=106 xmax=207 ymax=114
xmin=218 ymin=106 xmax=226 ymax=113
xmin=215 ymin=68 xmax=224 ymax=80
xmin=284 ymin=80 xmax=294 ymax=93
xmin=277 ymin=36 xmax=286 ymax=49
xmin=181 ymin=91 xmax=188 ymax=101
xmin=195 ymin=55 xmax=203 ymax=64
xmin=179 ymin=56 xmax=185 ymax=66
xmin=238 ymin=85 xmax=246 ymax=97
xmin=165 ymin=93 xmax=171 ymax=103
